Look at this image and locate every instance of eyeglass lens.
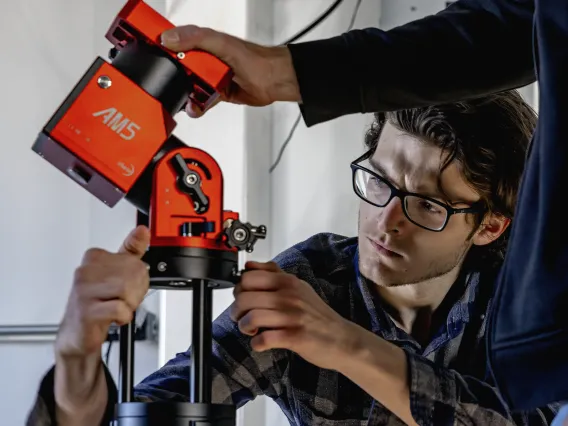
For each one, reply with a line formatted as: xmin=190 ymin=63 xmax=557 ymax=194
xmin=354 ymin=169 xmax=447 ymax=230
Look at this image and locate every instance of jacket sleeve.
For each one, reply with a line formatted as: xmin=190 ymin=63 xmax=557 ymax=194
xmin=487 ymin=3 xmax=568 ymax=411
xmin=287 ymin=0 xmax=536 ymax=126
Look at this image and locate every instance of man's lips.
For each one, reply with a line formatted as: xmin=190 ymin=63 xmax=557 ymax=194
xmin=368 ymin=238 xmax=402 ymax=258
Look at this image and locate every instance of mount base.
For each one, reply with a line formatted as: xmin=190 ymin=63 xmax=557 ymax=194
xmin=143 ymin=246 xmax=238 ymax=289
xmin=116 ymin=402 xmax=236 ymax=426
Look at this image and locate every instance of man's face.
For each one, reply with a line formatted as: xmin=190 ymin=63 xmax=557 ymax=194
xmin=358 ymin=122 xmax=501 ymax=287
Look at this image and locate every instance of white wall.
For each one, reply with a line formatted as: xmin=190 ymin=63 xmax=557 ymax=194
xmin=269 ymin=0 xmax=381 ymax=262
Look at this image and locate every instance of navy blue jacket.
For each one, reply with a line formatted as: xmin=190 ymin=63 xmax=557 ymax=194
xmin=288 ymin=0 xmax=567 ymax=411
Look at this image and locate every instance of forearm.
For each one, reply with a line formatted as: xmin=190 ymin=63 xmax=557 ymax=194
xmin=267 ymin=46 xmax=302 ymax=104
xmin=336 ymin=321 xmax=559 ymax=425
xmin=287 ymin=0 xmax=535 ymax=126
xmin=26 ymin=358 xmax=117 ymax=426
xmin=54 ymin=353 xmax=108 ymax=426
xmin=338 ymin=322 xmax=418 ymax=425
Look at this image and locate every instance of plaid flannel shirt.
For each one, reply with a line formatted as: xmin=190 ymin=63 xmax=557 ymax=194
xmin=27 ymin=233 xmax=560 ymax=425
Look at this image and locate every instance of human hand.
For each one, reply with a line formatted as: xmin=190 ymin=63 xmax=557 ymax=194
xmin=230 ymin=261 xmax=353 ymax=371
xmin=160 ymin=25 xmax=301 ymax=117
xmin=54 ymin=226 xmax=150 ymax=359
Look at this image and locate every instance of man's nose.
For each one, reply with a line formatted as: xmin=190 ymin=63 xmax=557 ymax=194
xmin=376 ymin=197 xmax=407 ymax=234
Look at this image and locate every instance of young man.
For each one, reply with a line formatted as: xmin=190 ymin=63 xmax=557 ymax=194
xmin=157 ymin=1 xmax=568 ymax=414
xmin=27 ymin=90 xmax=559 ymax=425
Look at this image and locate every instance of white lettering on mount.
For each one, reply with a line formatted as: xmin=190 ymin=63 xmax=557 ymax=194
xmin=92 ymin=107 xmax=141 ymax=141
xmin=117 ymin=161 xmax=135 ymax=177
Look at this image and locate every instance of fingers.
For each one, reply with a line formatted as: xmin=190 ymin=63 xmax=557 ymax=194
xmin=161 ymin=25 xmax=235 ymax=60
xmin=74 ymin=260 xmax=149 ymax=311
xmin=91 ymin=270 xmax=148 ymax=311
xmin=117 ymin=225 xmax=150 ymax=258
xmin=250 ymin=329 xmax=295 ymax=352
xmin=235 ymin=270 xmax=287 ymax=295
xmin=230 ymin=291 xmax=283 ymax=321
xmin=244 ymin=261 xmax=282 ymax=273
xmin=86 ymin=300 xmax=133 ymax=326
xmin=238 ymin=309 xmax=297 ymax=336
xmin=232 ymin=264 xmax=288 ymax=299
xmin=185 ymin=95 xmax=222 ymax=118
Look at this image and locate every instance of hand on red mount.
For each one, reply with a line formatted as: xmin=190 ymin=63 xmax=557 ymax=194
xmin=160 ymin=25 xmax=301 ymax=117
xmin=230 ymin=261 xmax=354 ymax=371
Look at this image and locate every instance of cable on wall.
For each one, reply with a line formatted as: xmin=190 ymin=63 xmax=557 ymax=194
xmin=269 ymin=0 xmax=364 ymax=174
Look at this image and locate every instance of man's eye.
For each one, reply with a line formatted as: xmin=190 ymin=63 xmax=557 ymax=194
xmin=370 ymin=177 xmax=387 ymax=187
xmin=420 ymin=200 xmax=442 ymax=214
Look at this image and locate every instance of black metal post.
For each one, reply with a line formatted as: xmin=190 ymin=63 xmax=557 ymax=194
xmin=190 ymin=280 xmax=213 ymax=403
xmin=116 ymin=211 xmax=148 ymax=403
xmin=119 ymin=313 xmax=136 ymax=402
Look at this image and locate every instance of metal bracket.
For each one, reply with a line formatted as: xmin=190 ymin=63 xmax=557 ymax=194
xmin=0 ymin=311 xmax=159 ymax=344
xmin=106 ymin=310 xmax=160 ymax=344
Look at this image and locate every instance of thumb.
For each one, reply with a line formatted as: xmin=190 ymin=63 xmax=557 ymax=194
xmin=244 ymin=260 xmax=282 ymax=273
xmin=161 ymin=25 xmax=234 ymax=60
xmin=118 ymin=225 xmax=150 ymax=258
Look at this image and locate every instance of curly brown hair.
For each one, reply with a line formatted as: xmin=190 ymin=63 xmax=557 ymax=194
xmin=364 ymin=90 xmax=537 ymax=269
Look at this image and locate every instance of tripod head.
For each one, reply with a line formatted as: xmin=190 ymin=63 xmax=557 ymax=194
xmin=31 ymin=1 xmax=266 ymax=424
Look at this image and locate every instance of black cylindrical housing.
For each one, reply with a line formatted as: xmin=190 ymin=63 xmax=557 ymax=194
xmin=111 ymin=40 xmax=188 ymax=116
xmin=111 ymin=40 xmax=191 ymax=214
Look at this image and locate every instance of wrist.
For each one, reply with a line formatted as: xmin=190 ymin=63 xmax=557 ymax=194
xmin=266 ymin=46 xmax=301 ymax=103
xmin=55 ymin=352 xmax=105 ymax=412
xmin=334 ymin=320 xmax=366 ymax=373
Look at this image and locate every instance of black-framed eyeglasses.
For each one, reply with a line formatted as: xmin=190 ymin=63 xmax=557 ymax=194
xmin=350 ymin=150 xmax=485 ymax=232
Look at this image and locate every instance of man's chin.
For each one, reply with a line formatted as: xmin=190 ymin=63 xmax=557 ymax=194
xmin=360 ymin=257 xmax=407 ymax=287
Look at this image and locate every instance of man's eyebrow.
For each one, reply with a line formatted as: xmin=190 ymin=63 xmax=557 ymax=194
xmin=368 ymin=158 xmax=390 ymax=179
xmin=368 ymin=157 xmax=450 ymax=201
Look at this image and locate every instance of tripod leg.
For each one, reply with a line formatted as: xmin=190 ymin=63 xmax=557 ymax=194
xmin=119 ymin=312 xmax=136 ymax=402
xmin=191 ymin=280 xmax=213 ymax=403
xmin=117 ymin=210 xmax=146 ymax=402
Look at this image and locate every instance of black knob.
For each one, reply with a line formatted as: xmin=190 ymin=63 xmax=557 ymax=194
xmin=224 ymin=220 xmax=267 ymax=252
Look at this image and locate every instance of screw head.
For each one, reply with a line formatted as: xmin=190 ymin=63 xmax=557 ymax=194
xmin=233 ymin=228 xmax=247 ymax=242
xmin=177 ymin=52 xmax=186 ymax=59
xmin=97 ymin=75 xmax=112 ymax=89
xmin=185 ymin=174 xmax=197 ymax=185
xmin=157 ymin=262 xmax=167 ymax=272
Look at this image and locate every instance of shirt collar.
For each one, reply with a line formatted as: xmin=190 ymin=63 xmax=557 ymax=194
xmin=352 ymin=245 xmax=483 ymax=352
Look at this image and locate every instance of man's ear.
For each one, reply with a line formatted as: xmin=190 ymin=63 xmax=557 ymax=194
xmin=471 ymin=213 xmax=511 ymax=247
